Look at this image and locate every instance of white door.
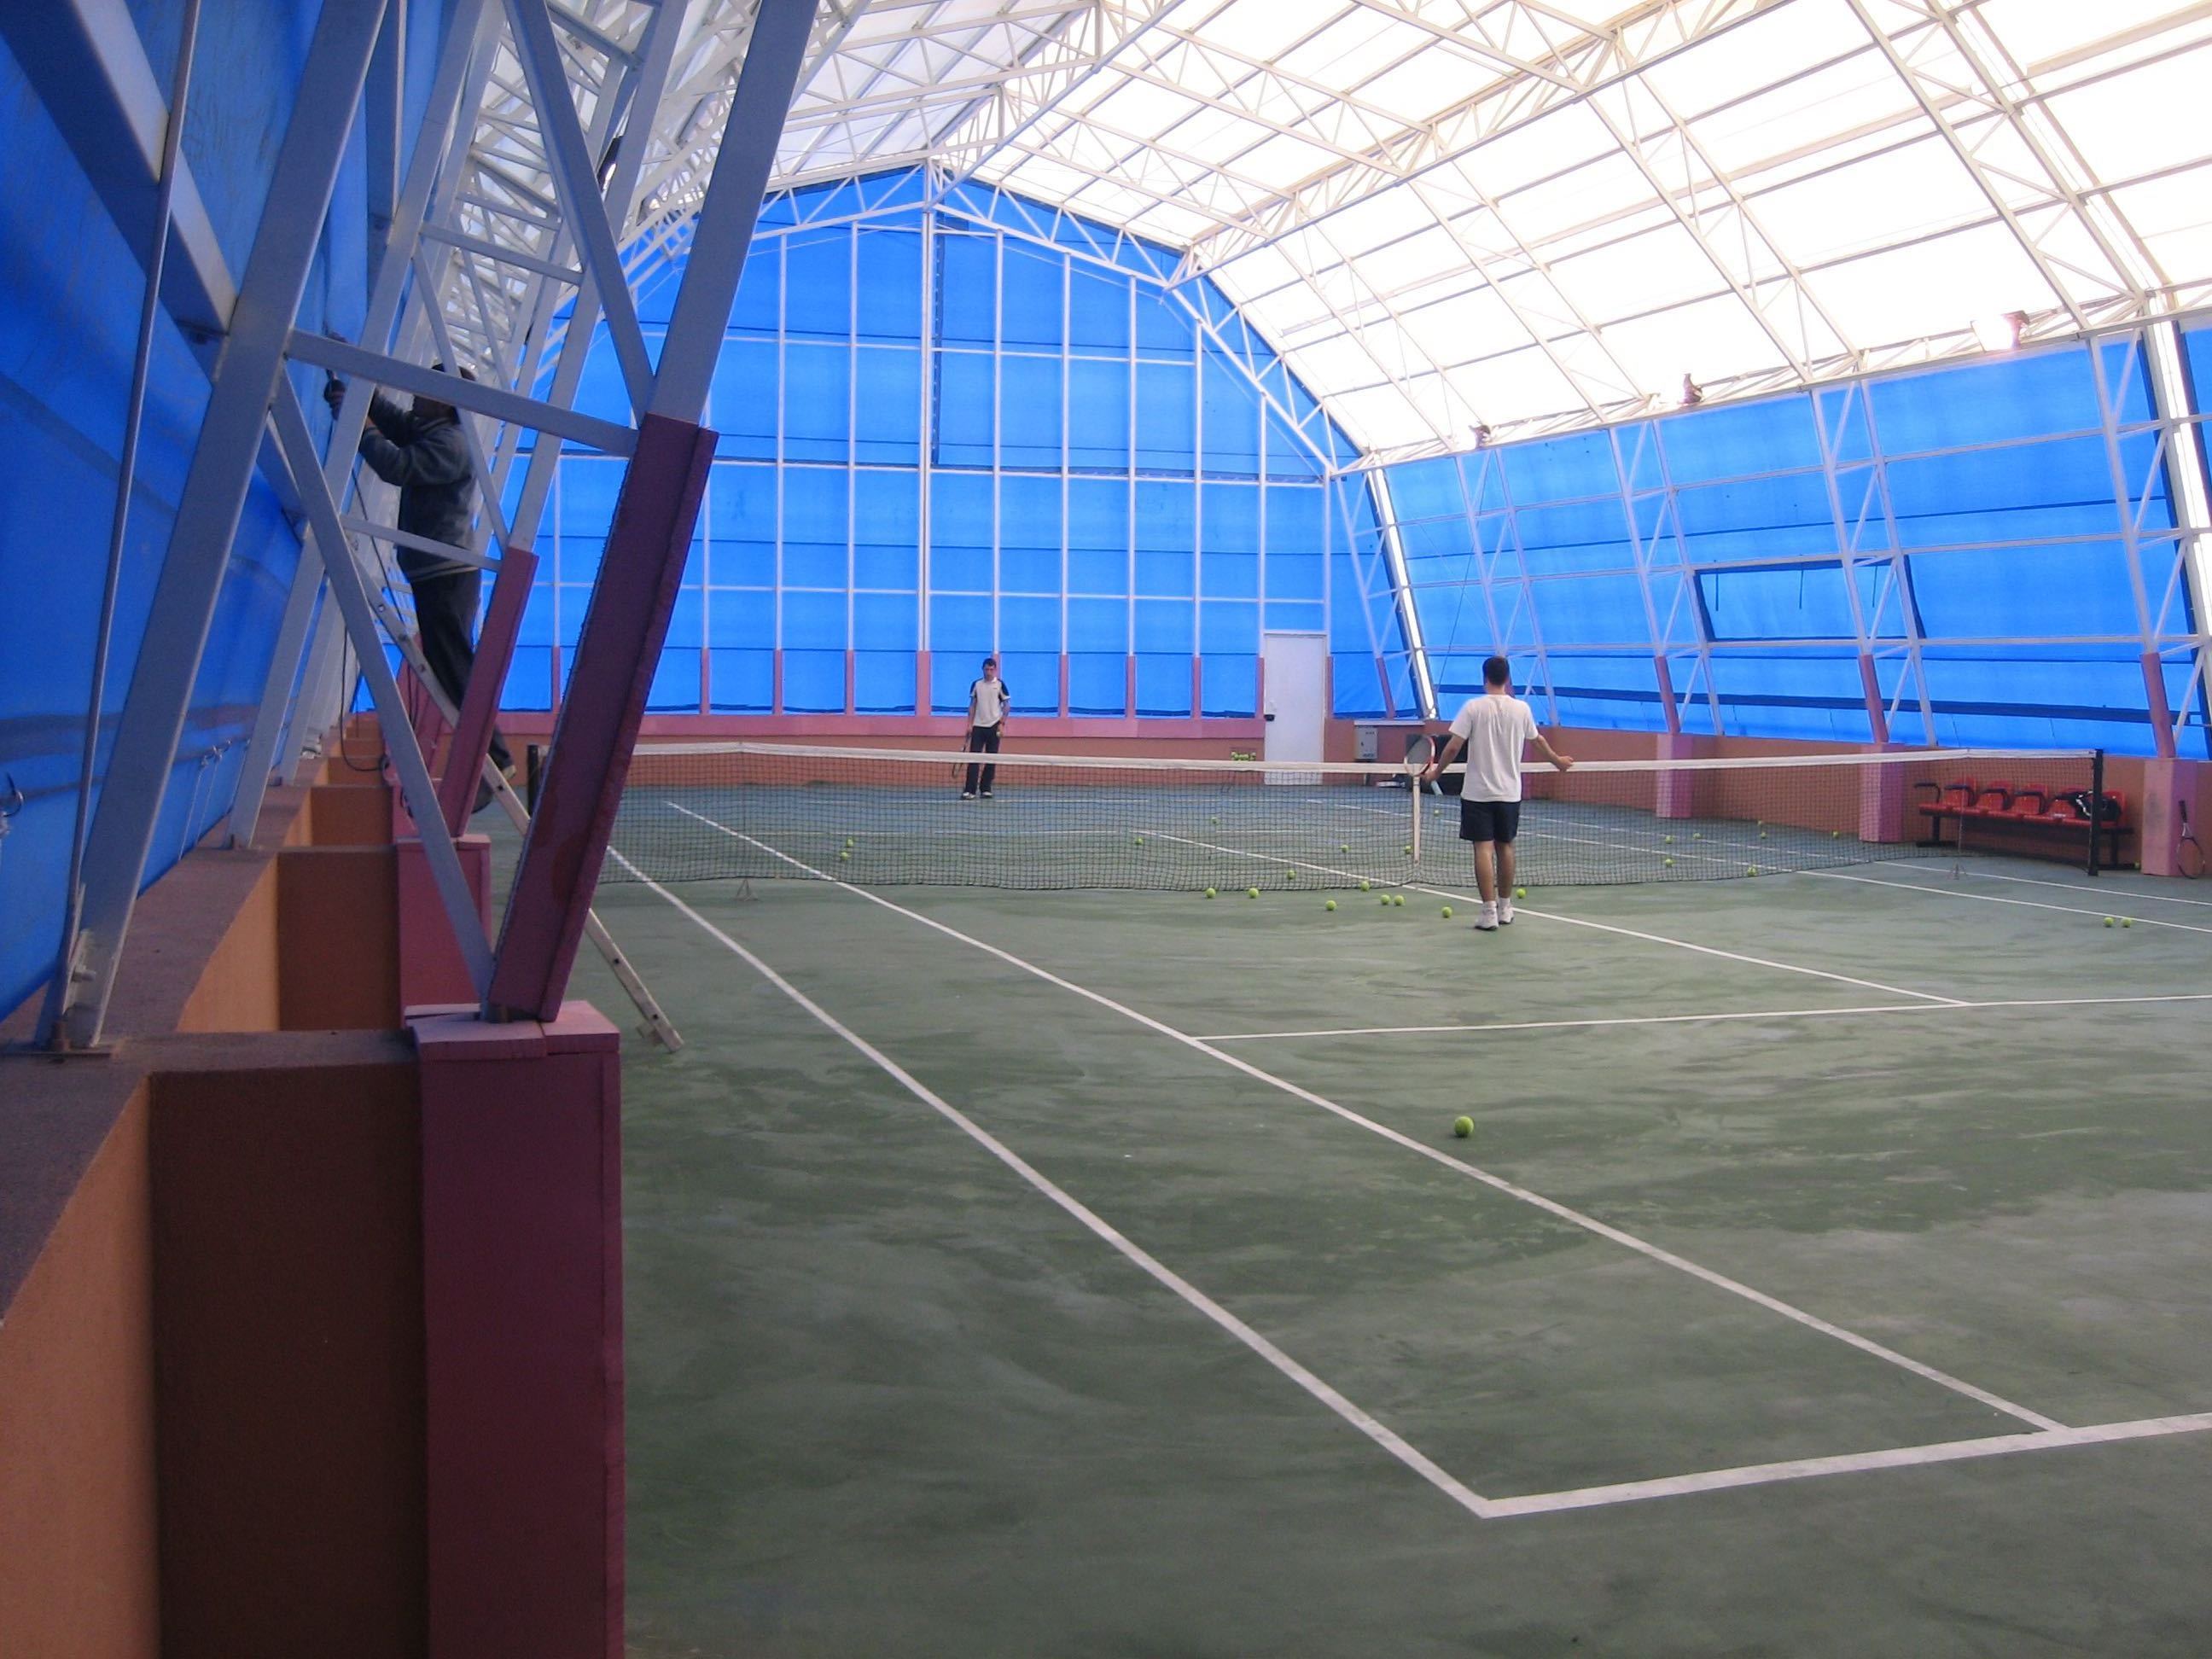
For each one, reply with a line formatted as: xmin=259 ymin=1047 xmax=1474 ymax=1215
xmin=1261 ymin=632 xmax=1328 ymax=785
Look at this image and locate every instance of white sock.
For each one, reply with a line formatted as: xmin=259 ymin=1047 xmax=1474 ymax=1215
xmin=1499 ymin=896 xmax=1515 ymax=923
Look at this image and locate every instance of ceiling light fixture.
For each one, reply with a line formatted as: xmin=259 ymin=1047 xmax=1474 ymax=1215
xmin=1972 ymin=311 xmax=2029 ymax=352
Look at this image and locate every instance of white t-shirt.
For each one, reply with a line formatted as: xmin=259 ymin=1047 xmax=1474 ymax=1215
xmin=1447 ymin=694 xmax=1540 ymax=802
xmin=969 ymin=676 xmax=1010 ymax=728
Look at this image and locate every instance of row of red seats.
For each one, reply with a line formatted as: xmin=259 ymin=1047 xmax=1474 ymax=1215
xmin=1914 ymin=780 xmax=2125 ymax=827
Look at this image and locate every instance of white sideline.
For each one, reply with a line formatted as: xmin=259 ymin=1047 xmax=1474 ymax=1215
xmin=608 ymin=850 xmax=1499 ymax=1522
xmin=664 ymin=801 xmax=2058 ymax=1432
xmin=1201 ymin=990 xmax=2212 ymax=1043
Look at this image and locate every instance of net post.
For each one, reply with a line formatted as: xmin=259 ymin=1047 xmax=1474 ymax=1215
xmin=2088 ymin=748 xmax=2105 ymax=876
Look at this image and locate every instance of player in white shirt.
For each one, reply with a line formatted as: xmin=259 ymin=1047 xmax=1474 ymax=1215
xmin=1421 ymin=655 xmax=1574 ymax=931
xmin=962 ymin=656 xmax=1011 ymax=799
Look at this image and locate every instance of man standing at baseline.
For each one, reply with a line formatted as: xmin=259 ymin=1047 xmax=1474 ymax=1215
xmin=962 ymin=655 xmax=1010 ymax=800
xmin=1422 ymin=655 xmax=1574 ymax=932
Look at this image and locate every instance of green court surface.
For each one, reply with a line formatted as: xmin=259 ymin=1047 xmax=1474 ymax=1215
xmin=568 ymin=848 xmax=2212 ymax=1658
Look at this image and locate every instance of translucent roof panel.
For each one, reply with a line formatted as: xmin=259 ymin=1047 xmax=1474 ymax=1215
xmin=584 ymin=0 xmax=2212 ymax=464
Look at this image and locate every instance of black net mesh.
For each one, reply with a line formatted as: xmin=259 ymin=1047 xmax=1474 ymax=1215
xmin=591 ymin=742 xmax=2106 ymax=891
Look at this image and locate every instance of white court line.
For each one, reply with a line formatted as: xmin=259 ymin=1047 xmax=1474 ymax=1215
xmin=1152 ymin=830 xmax=1965 ymax=1007
xmin=1952 ymin=866 xmax=2212 ymax=909
xmin=1202 ymin=990 xmax=2212 ymax=1043
xmin=1819 ymin=867 xmax=2212 ymax=934
xmin=608 ymin=849 xmax=1500 ymax=1523
xmin=666 ymin=801 xmax=2060 ymax=1433
xmin=1489 ymin=1412 xmax=2212 ymax=1518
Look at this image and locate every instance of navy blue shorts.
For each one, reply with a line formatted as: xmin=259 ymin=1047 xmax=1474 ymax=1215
xmin=1458 ymin=798 xmax=1522 ymax=844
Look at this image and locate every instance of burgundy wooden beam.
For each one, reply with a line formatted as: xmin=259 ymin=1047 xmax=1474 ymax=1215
xmin=437 ymin=546 xmax=537 ymax=835
xmin=486 ymin=416 xmax=716 ymax=1021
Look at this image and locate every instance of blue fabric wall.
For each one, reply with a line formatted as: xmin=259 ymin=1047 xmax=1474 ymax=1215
xmin=0 ymin=2 xmax=441 ymax=1018
xmin=524 ymin=173 xmax=1397 ymax=724
xmin=1383 ymin=340 xmax=2210 ymax=754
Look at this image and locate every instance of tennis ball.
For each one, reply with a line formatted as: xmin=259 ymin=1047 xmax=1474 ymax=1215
xmin=1285 ymin=868 xmax=1297 ymax=880
xmin=1747 ymin=864 xmax=1759 ymax=876
xmin=1324 ymin=899 xmax=1337 ymax=911
xmin=1204 ymin=888 xmax=1216 ymax=899
xmin=1663 ymin=834 xmax=1674 ymax=843
xmin=1514 ymin=886 xmax=1526 ymax=899
xmin=1210 ymin=815 xmax=1220 ymax=824
xmin=1359 ymin=879 xmax=1371 ymax=891
xmin=1379 ymin=894 xmax=1390 ymax=906
xmin=2122 ymin=917 xmax=2133 ymax=928
xmin=2104 ymin=916 xmax=2116 ymax=927
xmin=844 ymin=837 xmax=855 ymax=848
xmin=1664 ymin=857 xmax=1675 ymax=867
xmin=838 ymin=850 xmax=850 ymax=861
xmin=1692 ymin=831 xmax=1703 ymax=840
xmin=1832 ymin=830 xmax=1841 ymax=838
xmin=1452 ymin=1115 xmax=1474 ymax=1140
xmin=1133 ymin=835 xmax=1145 ymax=846
xmin=1441 ymin=905 xmax=1454 ymax=919
xmin=1402 ymin=843 xmax=1412 ymax=854
xmin=1394 ymin=894 xmax=1406 ymax=907
xmin=1339 ymin=843 xmax=1349 ymax=853
xmin=1759 ymin=830 xmax=1768 ymax=840
xmin=1247 ymin=887 xmax=1260 ymax=899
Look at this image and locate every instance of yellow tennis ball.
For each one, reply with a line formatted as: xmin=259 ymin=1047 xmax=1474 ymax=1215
xmin=2104 ymin=916 xmax=2116 ymax=927
xmin=1452 ymin=1115 xmax=1474 ymax=1139
xmin=2122 ymin=917 xmax=2133 ymax=928
xmin=1394 ymin=894 xmax=1406 ymax=907
xmin=1203 ymin=888 xmax=1216 ymax=899
xmin=1324 ymin=899 xmax=1336 ymax=911
xmin=838 ymin=850 xmax=850 ymax=860
xmin=1441 ymin=905 xmax=1453 ymax=919
xmin=844 ymin=837 xmax=855 ymax=848
xmin=1285 ymin=868 xmax=1297 ymax=881
xmin=1759 ymin=830 xmax=1767 ymax=840
xmin=1359 ymin=879 xmax=1371 ymax=891
xmin=1246 ymin=887 xmax=1260 ymax=899
xmin=1513 ymin=886 xmax=1526 ymax=899
xmin=1664 ymin=857 xmax=1675 ymax=867
xmin=1133 ymin=835 xmax=1144 ymax=846
xmin=1663 ymin=834 xmax=1674 ymax=843
xmin=1339 ymin=843 xmax=1349 ymax=853
xmin=1747 ymin=864 xmax=1758 ymax=876
xmin=1831 ymin=830 xmax=1841 ymax=838
xmin=1401 ymin=843 xmax=1412 ymax=854
xmin=1378 ymin=894 xmax=1390 ymax=906
xmin=1692 ymin=831 xmax=1703 ymax=840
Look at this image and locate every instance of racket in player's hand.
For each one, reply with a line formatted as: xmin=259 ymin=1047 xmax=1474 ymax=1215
xmin=1406 ymin=733 xmax=1436 ymax=793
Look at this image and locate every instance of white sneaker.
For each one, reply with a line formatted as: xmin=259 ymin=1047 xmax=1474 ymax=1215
xmin=961 ymin=790 xmax=977 ymax=800
xmin=1499 ymin=899 xmax=1515 ymax=926
xmin=1475 ymin=900 xmax=1499 ymax=932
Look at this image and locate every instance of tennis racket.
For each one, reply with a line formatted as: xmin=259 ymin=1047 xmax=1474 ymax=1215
xmin=1404 ymin=734 xmax=1436 ymax=862
xmin=2181 ymin=800 xmax=2204 ymax=879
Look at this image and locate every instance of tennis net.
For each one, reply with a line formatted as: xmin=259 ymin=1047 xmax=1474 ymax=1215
xmin=590 ymin=742 xmax=2110 ymax=891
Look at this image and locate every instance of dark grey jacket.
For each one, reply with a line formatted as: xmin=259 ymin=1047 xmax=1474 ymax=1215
xmin=359 ymin=392 xmax=477 ymax=579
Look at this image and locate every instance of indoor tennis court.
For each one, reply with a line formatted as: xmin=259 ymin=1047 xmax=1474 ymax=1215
xmin=15 ymin=2 xmax=2212 ymax=1656
xmin=580 ymin=820 xmax=2212 ymax=1656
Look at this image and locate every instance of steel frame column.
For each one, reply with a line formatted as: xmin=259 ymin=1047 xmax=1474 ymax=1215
xmin=2088 ymin=333 xmax=2188 ymax=758
xmin=489 ymin=0 xmax=818 ymax=1022
xmin=38 ymin=0 xmax=389 ymax=1049
xmin=2145 ymin=322 xmax=2212 ymax=745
